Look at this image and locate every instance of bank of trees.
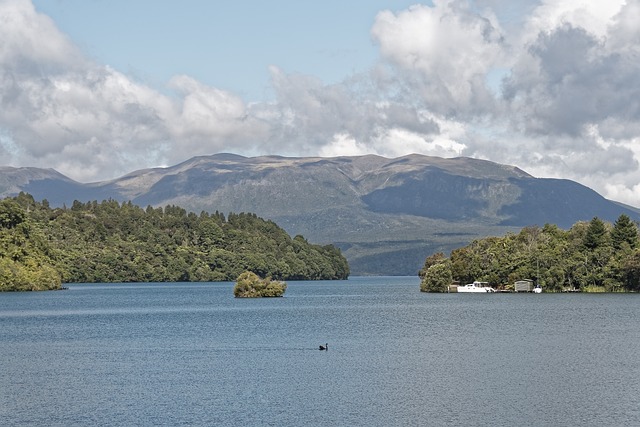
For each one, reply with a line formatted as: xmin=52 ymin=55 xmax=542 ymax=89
xmin=0 ymin=193 xmax=349 ymax=290
xmin=0 ymin=198 xmax=62 ymax=291
xmin=420 ymin=215 xmax=640 ymax=292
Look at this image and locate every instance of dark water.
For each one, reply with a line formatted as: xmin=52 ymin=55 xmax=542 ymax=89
xmin=1 ymin=277 xmax=639 ymax=426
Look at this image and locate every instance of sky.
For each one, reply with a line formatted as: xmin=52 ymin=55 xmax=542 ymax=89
xmin=2 ymin=0 xmax=640 ymax=207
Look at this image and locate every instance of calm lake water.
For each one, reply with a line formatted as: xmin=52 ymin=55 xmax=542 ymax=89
xmin=1 ymin=277 xmax=639 ymax=426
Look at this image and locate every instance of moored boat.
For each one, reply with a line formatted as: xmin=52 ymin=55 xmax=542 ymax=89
xmin=456 ymin=281 xmax=495 ymax=293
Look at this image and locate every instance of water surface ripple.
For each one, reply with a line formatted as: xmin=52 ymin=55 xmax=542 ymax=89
xmin=1 ymin=277 xmax=639 ymax=426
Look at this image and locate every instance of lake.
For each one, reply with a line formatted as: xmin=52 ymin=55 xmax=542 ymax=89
xmin=1 ymin=277 xmax=639 ymax=426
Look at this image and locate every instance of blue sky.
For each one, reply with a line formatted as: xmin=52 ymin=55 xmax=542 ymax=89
xmin=2 ymin=0 xmax=640 ymax=206
xmin=32 ymin=0 xmax=424 ymax=100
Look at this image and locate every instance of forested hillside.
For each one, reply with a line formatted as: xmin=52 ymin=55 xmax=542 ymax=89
xmin=0 ymin=193 xmax=349 ymax=290
xmin=0 ymin=197 xmax=61 ymax=291
xmin=6 ymin=154 xmax=640 ymax=275
xmin=420 ymin=215 xmax=640 ymax=292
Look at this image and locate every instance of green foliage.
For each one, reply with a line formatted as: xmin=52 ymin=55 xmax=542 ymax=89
xmin=583 ymin=217 xmax=608 ymax=249
xmin=0 ymin=199 xmax=26 ymax=229
xmin=0 ymin=196 xmax=62 ymax=291
xmin=2 ymin=194 xmax=348 ymax=287
xmin=621 ymin=249 xmax=640 ymax=292
xmin=611 ymin=214 xmax=638 ymax=250
xmin=233 ymin=271 xmax=287 ymax=297
xmin=420 ymin=261 xmax=452 ymax=293
xmin=429 ymin=214 xmax=640 ymax=292
xmin=418 ymin=252 xmax=447 ymax=279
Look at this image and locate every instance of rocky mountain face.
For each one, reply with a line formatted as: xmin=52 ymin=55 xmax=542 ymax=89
xmin=2 ymin=153 xmax=638 ymax=275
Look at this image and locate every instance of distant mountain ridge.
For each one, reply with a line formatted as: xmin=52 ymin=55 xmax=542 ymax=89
xmin=2 ymin=153 xmax=638 ymax=275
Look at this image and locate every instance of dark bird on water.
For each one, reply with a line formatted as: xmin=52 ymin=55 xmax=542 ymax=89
xmin=319 ymin=343 xmax=328 ymax=351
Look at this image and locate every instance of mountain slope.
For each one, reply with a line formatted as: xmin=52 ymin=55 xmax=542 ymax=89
xmin=2 ymin=154 xmax=638 ymax=275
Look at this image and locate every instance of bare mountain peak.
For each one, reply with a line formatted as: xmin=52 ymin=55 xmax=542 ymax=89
xmin=0 ymin=166 xmax=75 ymax=181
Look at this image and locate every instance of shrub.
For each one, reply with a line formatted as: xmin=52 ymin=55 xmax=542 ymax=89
xmin=233 ymin=271 xmax=286 ymax=298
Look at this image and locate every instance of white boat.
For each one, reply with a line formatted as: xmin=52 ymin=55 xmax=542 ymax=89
xmin=457 ymin=281 xmax=496 ymax=293
xmin=533 ymin=284 xmax=542 ymax=294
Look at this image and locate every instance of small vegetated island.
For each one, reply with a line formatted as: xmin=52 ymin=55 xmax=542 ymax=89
xmin=234 ymin=271 xmax=286 ymax=298
xmin=420 ymin=215 xmax=640 ymax=293
xmin=0 ymin=193 xmax=349 ymax=291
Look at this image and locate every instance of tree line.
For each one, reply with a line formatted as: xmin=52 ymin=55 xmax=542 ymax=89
xmin=0 ymin=193 xmax=349 ymax=291
xmin=420 ymin=214 xmax=640 ymax=292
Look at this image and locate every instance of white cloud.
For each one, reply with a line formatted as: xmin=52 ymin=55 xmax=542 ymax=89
xmin=319 ymin=133 xmax=369 ymax=158
xmin=0 ymin=0 xmax=442 ymax=182
xmin=496 ymin=0 xmax=640 ymax=206
xmin=165 ymin=75 xmax=269 ymax=159
xmin=371 ymin=0 xmax=505 ymax=116
xmin=523 ymin=0 xmax=625 ymax=41
xmin=0 ymin=0 xmax=86 ymax=72
xmin=0 ymin=0 xmax=271 ymax=180
xmin=2 ymin=0 xmax=640 ymax=207
xmin=604 ymin=181 xmax=640 ymax=208
xmin=609 ymin=1 xmax=640 ymax=50
xmin=365 ymin=0 xmax=640 ymax=206
xmin=261 ymin=65 xmax=440 ymax=156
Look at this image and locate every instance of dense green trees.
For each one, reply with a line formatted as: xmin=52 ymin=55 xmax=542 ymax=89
xmin=233 ymin=271 xmax=287 ymax=297
xmin=0 ymin=198 xmax=62 ymax=291
xmin=420 ymin=215 xmax=640 ymax=292
xmin=420 ymin=261 xmax=452 ymax=293
xmin=612 ymin=214 xmax=638 ymax=250
xmin=0 ymin=194 xmax=349 ymax=290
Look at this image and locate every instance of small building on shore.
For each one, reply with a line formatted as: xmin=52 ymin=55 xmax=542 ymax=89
xmin=514 ymin=279 xmax=534 ymax=292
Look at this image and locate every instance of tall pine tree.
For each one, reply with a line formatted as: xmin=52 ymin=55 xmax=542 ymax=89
xmin=611 ymin=214 xmax=638 ymax=250
xmin=583 ymin=217 xmax=608 ymax=249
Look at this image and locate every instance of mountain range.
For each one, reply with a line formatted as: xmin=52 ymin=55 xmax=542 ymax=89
xmin=2 ymin=153 xmax=638 ymax=275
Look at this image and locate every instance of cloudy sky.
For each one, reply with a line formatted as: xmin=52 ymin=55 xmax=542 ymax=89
xmin=2 ymin=0 xmax=640 ymax=206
